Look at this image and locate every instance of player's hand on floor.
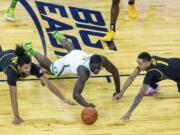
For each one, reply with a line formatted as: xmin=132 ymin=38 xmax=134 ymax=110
xmin=121 ymin=113 xmax=131 ymax=122
xmin=112 ymin=92 xmax=123 ymax=101
xmin=12 ymin=117 xmax=24 ymax=125
xmin=87 ymin=103 xmax=96 ymax=108
xmin=63 ymin=98 xmax=77 ymax=105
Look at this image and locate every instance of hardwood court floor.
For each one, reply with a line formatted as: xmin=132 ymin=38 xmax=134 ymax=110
xmin=0 ymin=0 xmax=180 ymax=135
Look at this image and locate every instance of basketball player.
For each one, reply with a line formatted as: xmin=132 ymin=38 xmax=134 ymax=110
xmin=102 ymin=0 xmax=137 ymax=41
xmin=114 ymin=52 xmax=180 ymax=121
xmin=5 ymin=0 xmax=19 ymax=21
xmin=24 ymin=31 xmax=121 ymax=108
xmin=0 ymin=45 xmax=75 ymax=125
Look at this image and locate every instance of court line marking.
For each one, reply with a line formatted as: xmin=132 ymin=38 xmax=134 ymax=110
xmin=0 ymin=74 xmax=146 ymax=82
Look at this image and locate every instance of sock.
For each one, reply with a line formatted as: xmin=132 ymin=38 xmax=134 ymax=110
xmin=52 ymin=32 xmax=66 ymax=43
xmin=29 ymin=48 xmax=38 ymax=57
xmin=110 ymin=24 xmax=116 ymax=32
xmin=128 ymin=1 xmax=135 ymax=5
xmin=8 ymin=0 xmax=18 ymax=11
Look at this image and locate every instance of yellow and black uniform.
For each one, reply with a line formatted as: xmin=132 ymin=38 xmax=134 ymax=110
xmin=0 ymin=50 xmax=44 ymax=86
xmin=143 ymin=56 xmax=180 ymax=89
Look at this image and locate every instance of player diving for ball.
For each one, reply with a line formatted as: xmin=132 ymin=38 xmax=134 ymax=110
xmin=114 ymin=52 xmax=180 ymax=121
xmin=0 ymin=45 xmax=75 ymax=125
xmin=24 ymin=31 xmax=121 ymax=108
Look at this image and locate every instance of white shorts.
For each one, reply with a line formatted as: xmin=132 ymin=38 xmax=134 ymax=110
xmin=50 ymin=50 xmax=90 ymax=76
xmin=50 ymin=59 xmax=72 ymax=76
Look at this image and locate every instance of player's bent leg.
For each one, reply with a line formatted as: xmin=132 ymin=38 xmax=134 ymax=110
xmin=35 ymin=53 xmax=52 ymax=73
xmin=111 ymin=0 xmax=120 ymax=25
xmin=61 ymin=40 xmax=75 ymax=52
xmin=52 ymin=31 xmax=75 ymax=52
xmin=128 ymin=0 xmax=137 ymax=19
xmin=102 ymin=0 xmax=120 ymax=41
xmin=23 ymin=42 xmax=52 ymax=72
xmin=144 ymin=83 xmax=160 ymax=96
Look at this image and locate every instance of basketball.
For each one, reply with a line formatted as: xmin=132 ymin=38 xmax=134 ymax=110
xmin=81 ymin=107 xmax=98 ymax=125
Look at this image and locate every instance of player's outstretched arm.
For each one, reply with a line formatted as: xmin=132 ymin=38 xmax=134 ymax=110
xmin=101 ymin=56 xmax=120 ymax=98
xmin=121 ymin=84 xmax=149 ymax=122
xmin=114 ymin=67 xmax=141 ymax=100
xmin=73 ymin=66 xmax=95 ymax=108
xmin=39 ymin=75 xmax=76 ymax=105
xmin=9 ymin=85 xmax=24 ymax=125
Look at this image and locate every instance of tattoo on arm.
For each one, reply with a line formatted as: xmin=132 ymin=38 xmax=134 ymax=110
xmin=127 ymin=84 xmax=149 ymax=114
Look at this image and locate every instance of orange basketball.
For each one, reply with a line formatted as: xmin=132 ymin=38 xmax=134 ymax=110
xmin=81 ymin=107 xmax=98 ymax=125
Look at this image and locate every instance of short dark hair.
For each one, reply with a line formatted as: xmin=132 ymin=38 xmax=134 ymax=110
xmin=138 ymin=52 xmax=151 ymax=62
xmin=14 ymin=45 xmax=31 ymax=66
xmin=90 ymin=54 xmax=102 ymax=64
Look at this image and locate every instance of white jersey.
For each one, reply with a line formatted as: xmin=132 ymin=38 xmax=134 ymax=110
xmin=50 ymin=50 xmax=96 ymax=76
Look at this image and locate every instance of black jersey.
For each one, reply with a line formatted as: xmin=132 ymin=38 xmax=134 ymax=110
xmin=0 ymin=50 xmax=44 ymax=86
xmin=143 ymin=56 xmax=180 ymax=85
